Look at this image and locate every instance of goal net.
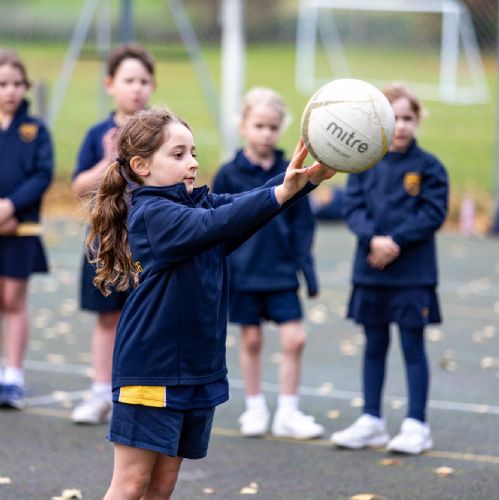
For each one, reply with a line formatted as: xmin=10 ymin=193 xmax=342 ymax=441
xmin=295 ymin=0 xmax=489 ymax=104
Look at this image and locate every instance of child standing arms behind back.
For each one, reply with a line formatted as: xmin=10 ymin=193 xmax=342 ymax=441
xmin=331 ymin=83 xmax=448 ymax=454
xmin=87 ymin=108 xmax=334 ymax=499
xmin=71 ymin=44 xmax=156 ymax=424
xmin=213 ymin=87 xmax=324 ymax=439
xmin=0 ymin=49 xmax=53 ymax=410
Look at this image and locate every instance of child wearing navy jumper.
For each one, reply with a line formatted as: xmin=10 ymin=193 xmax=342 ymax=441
xmin=0 ymin=49 xmax=53 ymax=409
xmin=71 ymin=44 xmax=156 ymax=424
xmin=213 ymin=87 xmax=324 ymax=439
xmin=88 ymin=108 xmax=334 ymax=499
xmin=331 ymin=83 xmax=448 ymax=455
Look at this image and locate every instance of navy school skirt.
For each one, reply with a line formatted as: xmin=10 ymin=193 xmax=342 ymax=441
xmin=0 ymin=236 xmax=48 ymax=279
xmin=80 ymin=254 xmax=130 ymax=313
xmin=347 ymin=285 xmax=441 ymax=328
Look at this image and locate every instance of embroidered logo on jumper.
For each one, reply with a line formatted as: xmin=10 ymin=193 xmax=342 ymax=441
xmin=134 ymin=261 xmax=143 ymax=273
xmin=404 ymin=172 xmax=421 ymax=196
xmin=18 ymin=123 xmax=38 ymax=143
xmin=422 ymin=307 xmax=429 ymax=317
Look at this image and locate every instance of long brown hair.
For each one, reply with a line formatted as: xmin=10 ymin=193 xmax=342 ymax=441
xmin=86 ymin=108 xmax=190 ymax=296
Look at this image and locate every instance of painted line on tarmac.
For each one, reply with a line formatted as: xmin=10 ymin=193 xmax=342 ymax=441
xmin=211 ymin=427 xmax=499 ymax=465
xmin=21 ymin=359 xmax=499 ymax=417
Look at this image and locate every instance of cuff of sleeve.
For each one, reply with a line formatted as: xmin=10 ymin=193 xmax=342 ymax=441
xmin=391 ymin=234 xmax=404 ymax=247
xmin=359 ymin=234 xmax=373 ymax=247
xmin=270 ymin=187 xmax=280 ymax=208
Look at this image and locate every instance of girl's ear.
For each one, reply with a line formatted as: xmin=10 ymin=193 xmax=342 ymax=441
xmin=130 ymin=156 xmax=150 ymax=177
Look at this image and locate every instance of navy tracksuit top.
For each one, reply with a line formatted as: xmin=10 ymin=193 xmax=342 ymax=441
xmin=112 ymin=177 xmax=315 ymax=388
xmin=343 ymin=140 xmax=448 ymax=287
xmin=73 ymin=113 xmax=116 ymax=179
xmin=0 ymin=100 xmax=53 ymax=222
xmin=212 ymin=149 xmax=318 ymax=296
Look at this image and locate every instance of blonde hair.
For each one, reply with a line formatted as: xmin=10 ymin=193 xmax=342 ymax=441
xmin=382 ymin=82 xmax=427 ymax=120
xmin=87 ymin=108 xmax=190 ymax=296
xmin=240 ymin=86 xmax=289 ymax=128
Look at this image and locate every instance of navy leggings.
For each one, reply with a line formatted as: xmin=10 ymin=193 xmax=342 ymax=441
xmin=362 ymin=323 xmax=429 ymax=422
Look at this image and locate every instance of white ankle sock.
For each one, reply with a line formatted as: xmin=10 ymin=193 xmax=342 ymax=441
xmin=277 ymin=394 xmax=299 ymax=412
xmin=246 ymin=393 xmax=267 ymax=411
xmin=92 ymin=382 xmax=112 ymax=402
xmin=4 ymin=367 xmax=24 ymax=387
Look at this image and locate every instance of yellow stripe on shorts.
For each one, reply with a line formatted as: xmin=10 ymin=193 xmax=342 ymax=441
xmin=0 ymin=222 xmax=43 ymax=237
xmin=119 ymin=386 xmax=167 ymax=407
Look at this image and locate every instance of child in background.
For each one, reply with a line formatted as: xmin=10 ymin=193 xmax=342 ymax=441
xmin=213 ymin=87 xmax=324 ymax=439
xmin=87 ymin=108 xmax=334 ymax=499
xmin=0 ymin=49 xmax=53 ymax=409
xmin=71 ymin=44 xmax=156 ymax=424
xmin=331 ymin=82 xmax=448 ymax=454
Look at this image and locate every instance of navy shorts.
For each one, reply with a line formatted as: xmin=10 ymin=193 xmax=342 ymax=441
xmin=80 ymin=255 xmax=129 ymax=312
xmin=347 ymin=285 xmax=441 ymax=328
xmin=108 ymin=401 xmax=215 ymax=459
xmin=0 ymin=236 xmax=48 ymax=279
xmin=229 ymin=289 xmax=302 ymax=326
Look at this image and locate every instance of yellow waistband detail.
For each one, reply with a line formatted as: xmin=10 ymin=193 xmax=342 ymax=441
xmin=0 ymin=222 xmax=43 ymax=237
xmin=119 ymin=386 xmax=167 ymax=407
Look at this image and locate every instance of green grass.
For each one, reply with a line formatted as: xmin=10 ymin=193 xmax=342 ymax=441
xmin=6 ymin=42 xmax=497 ymax=197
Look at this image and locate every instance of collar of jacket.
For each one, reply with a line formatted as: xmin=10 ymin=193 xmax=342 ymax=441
xmin=235 ymin=148 xmax=285 ymax=173
xmin=132 ymin=183 xmax=209 ymax=207
xmin=386 ymin=139 xmax=418 ymax=160
xmin=12 ymin=99 xmax=29 ymax=122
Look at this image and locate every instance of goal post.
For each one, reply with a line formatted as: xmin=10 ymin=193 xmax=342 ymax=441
xmin=296 ymin=0 xmax=489 ymax=104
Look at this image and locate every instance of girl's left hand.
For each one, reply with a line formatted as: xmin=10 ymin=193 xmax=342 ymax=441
xmin=277 ymin=139 xmax=336 ymax=204
xmin=0 ymin=198 xmax=15 ymax=225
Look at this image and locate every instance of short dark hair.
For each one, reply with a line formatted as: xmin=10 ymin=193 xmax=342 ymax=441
xmin=107 ymin=43 xmax=155 ymax=78
xmin=0 ymin=49 xmax=31 ymax=88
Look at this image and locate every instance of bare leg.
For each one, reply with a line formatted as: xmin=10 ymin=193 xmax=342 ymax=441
xmin=142 ymin=454 xmax=183 ymax=500
xmin=278 ymin=320 xmax=306 ymax=395
xmin=93 ymin=311 xmax=120 ymax=383
xmin=3 ymin=277 xmax=29 ymax=369
xmin=104 ymin=444 xmax=158 ymax=500
xmin=239 ymin=325 xmax=263 ymax=396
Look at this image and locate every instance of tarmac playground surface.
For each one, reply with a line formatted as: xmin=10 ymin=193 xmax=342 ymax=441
xmin=0 ymin=220 xmax=499 ymax=499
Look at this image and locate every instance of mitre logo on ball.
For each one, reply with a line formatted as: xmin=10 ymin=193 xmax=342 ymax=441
xmin=301 ymin=78 xmax=395 ymax=173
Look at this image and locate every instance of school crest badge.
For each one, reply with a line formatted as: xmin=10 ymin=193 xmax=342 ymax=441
xmin=404 ymin=172 xmax=421 ymax=196
xmin=18 ymin=123 xmax=38 ymax=143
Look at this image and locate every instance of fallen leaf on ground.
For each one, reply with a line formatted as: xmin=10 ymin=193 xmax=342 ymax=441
xmin=240 ymin=481 xmax=259 ymax=495
xmin=435 ymin=466 xmax=454 ymax=477
xmin=0 ymin=477 xmax=11 ymax=485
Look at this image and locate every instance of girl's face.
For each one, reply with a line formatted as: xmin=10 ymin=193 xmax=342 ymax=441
xmin=0 ymin=64 xmax=27 ymax=116
xmin=389 ymin=96 xmax=419 ymax=153
xmin=106 ymin=58 xmax=155 ymax=116
xmin=143 ymin=123 xmax=199 ymax=193
xmin=240 ymin=103 xmax=283 ymax=158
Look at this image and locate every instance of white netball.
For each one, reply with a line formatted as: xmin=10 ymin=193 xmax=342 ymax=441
xmin=301 ymin=79 xmax=395 ymax=173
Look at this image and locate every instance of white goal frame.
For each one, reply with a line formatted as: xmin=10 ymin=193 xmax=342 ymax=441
xmin=296 ymin=0 xmax=489 ymax=104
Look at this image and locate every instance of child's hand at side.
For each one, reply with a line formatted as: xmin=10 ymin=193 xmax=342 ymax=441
xmin=0 ymin=198 xmax=15 ymax=225
xmin=367 ymin=236 xmax=400 ymax=270
xmin=275 ymin=139 xmax=336 ymax=205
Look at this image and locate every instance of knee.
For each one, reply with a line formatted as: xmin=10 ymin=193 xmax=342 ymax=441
xmin=112 ymin=474 xmax=150 ymax=500
xmin=1 ymin=295 xmax=26 ymax=313
xmin=98 ymin=312 xmax=120 ymax=331
xmin=242 ymin=330 xmax=263 ymax=354
xmin=145 ymin=481 xmax=177 ymax=499
xmin=281 ymin=328 xmax=306 ymax=355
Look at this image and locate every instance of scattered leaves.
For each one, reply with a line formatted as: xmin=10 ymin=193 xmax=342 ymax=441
xmin=350 ymin=494 xmax=387 ymax=500
xmin=379 ymin=458 xmax=402 ymax=466
xmin=240 ymin=481 xmax=259 ymax=495
xmin=203 ymin=487 xmax=215 ymax=494
xmin=0 ymin=477 xmax=11 ymax=485
xmin=326 ymin=409 xmax=340 ymax=420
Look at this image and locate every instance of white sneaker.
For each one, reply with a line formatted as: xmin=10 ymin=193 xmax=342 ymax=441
xmin=71 ymin=394 xmax=112 ymax=424
xmin=330 ymin=414 xmax=390 ymax=449
xmin=386 ymin=418 xmax=433 ymax=454
xmin=238 ymin=407 xmax=270 ymax=437
xmin=271 ymin=409 xmax=324 ymax=440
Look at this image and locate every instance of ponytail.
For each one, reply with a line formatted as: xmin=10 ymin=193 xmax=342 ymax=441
xmin=86 ymin=161 xmax=137 ymax=296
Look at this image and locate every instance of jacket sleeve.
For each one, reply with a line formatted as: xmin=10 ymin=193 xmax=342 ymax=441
xmin=342 ymin=173 xmax=376 ymax=248
xmin=288 ymin=196 xmax=318 ymax=297
xmin=8 ymin=125 xmax=53 ymax=211
xmin=390 ymin=160 xmax=448 ymax=247
xmin=211 ymin=167 xmax=230 ymax=195
xmin=144 ymin=187 xmax=281 ymax=265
